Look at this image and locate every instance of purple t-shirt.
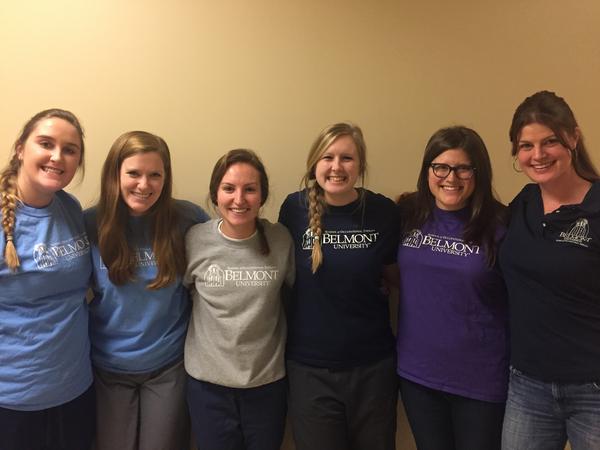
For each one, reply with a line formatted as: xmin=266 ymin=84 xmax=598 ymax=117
xmin=396 ymin=206 xmax=509 ymax=402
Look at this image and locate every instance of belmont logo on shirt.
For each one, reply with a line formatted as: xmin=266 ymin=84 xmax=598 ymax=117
xmin=557 ymin=218 xmax=592 ymax=248
xmin=402 ymin=229 xmax=480 ymax=258
xmin=302 ymin=228 xmax=379 ymax=250
xmin=33 ymin=233 xmax=90 ymax=269
xmin=204 ymin=264 xmax=279 ymax=288
xmin=98 ymin=246 xmax=156 ymax=270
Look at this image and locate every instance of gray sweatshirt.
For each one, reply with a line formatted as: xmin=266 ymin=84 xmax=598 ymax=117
xmin=184 ymin=219 xmax=295 ymax=388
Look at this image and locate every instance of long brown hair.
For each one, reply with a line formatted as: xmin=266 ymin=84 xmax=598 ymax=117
xmin=301 ymin=122 xmax=367 ymax=273
xmin=1 ymin=109 xmax=85 ymax=271
xmin=209 ymin=149 xmax=270 ymax=255
xmin=509 ymin=90 xmax=599 ymax=182
xmin=400 ymin=126 xmax=506 ymax=267
xmin=96 ymin=131 xmax=183 ymax=289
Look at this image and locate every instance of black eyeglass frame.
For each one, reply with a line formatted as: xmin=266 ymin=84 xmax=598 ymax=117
xmin=429 ymin=163 xmax=476 ymax=180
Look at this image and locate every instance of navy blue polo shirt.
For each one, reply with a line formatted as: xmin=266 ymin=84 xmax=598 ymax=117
xmin=499 ymin=182 xmax=600 ymax=382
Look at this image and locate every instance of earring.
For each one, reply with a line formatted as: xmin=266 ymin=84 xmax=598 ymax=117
xmin=512 ymin=157 xmax=523 ymax=173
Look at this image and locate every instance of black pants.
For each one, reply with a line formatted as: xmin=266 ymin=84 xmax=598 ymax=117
xmin=287 ymin=356 xmax=398 ymax=450
xmin=399 ymin=376 xmax=505 ymax=450
xmin=0 ymin=384 xmax=95 ymax=450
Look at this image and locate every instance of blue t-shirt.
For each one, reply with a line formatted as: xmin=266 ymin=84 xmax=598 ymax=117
xmin=84 ymin=200 xmax=209 ymax=373
xmin=397 ymin=206 xmax=509 ymax=402
xmin=279 ymin=189 xmax=398 ymax=369
xmin=0 ymin=191 xmax=93 ymax=411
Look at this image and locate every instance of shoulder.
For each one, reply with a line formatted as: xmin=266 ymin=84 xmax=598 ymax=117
xmin=280 ymin=191 xmax=306 ymax=209
xmin=363 ymin=189 xmax=395 ymax=209
xmin=260 ymin=218 xmax=292 ymax=242
xmin=186 ymin=218 xmax=217 ymax=239
xmin=174 ymin=199 xmax=210 ymax=230
xmin=83 ymin=205 xmax=98 ymax=231
xmin=509 ymin=183 xmax=539 ymax=207
xmin=55 ymin=190 xmax=83 ymax=212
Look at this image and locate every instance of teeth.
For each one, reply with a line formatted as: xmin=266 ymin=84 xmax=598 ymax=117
xmin=43 ymin=167 xmax=63 ymax=174
xmin=231 ymin=208 xmax=247 ymax=213
xmin=532 ymin=162 xmax=552 ymax=169
xmin=328 ymin=176 xmax=345 ymax=182
xmin=132 ymin=192 xmax=151 ymax=199
xmin=441 ymin=186 xmax=461 ymax=191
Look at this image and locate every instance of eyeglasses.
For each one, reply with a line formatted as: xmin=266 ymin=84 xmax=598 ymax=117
xmin=429 ymin=163 xmax=476 ymax=180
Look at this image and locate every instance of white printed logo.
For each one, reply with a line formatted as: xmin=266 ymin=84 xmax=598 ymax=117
xmin=33 ymin=244 xmax=59 ymax=268
xmin=302 ymin=229 xmax=317 ymax=250
xmin=32 ymin=234 xmax=90 ymax=269
xmin=204 ymin=264 xmax=225 ymax=287
xmin=402 ymin=229 xmax=424 ymax=248
xmin=302 ymin=228 xmax=379 ymax=250
xmin=557 ymin=218 xmax=592 ymax=247
xmin=204 ymin=264 xmax=278 ymax=288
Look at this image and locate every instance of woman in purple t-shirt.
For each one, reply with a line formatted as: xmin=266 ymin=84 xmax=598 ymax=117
xmin=396 ymin=126 xmax=509 ymax=450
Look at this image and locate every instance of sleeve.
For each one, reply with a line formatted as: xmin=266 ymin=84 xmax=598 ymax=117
xmin=284 ymin=229 xmax=295 ymax=288
xmin=382 ymin=198 xmax=401 ymax=265
xmin=278 ymin=195 xmax=291 ymax=228
xmin=184 ymin=225 xmax=200 ymax=288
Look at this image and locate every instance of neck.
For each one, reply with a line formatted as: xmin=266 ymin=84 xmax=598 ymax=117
xmin=539 ymin=171 xmax=591 ymax=213
xmin=219 ymin=219 xmax=257 ymax=240
xmin=324 ymin=188 xmax=359 ymax=206
xmin=16 ymin=175 xmax=54 ymax=208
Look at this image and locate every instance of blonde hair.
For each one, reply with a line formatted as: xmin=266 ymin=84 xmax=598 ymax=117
xmin=1 ymin=109 xmax=84 ymax=271
xmin=96 ymin=131 xmax=183 ymax=289
xmin=301 ymin=122 xmax=367 ymax=273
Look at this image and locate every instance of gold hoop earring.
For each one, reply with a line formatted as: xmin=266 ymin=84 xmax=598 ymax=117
xmin=512 ymin=157 xmax=523 ymax=173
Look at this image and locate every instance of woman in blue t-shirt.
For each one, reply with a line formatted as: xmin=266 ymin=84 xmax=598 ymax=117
xmin=0 ymin=109 xmax=94 ymax=450
xmin=500 ymin=91 xmax=600 ymax=449
xmin=279 ymin=122 xmax=399 ymax=450
xmin=84 ymin=131 xmax=209 ymax=450
xmin=396 ymin=126 xmax=508 ymax=450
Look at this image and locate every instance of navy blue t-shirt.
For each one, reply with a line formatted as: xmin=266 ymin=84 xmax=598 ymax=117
xmin=278 ymin=189 xmax=399 ymax=369
xmin=499 ymin=182 xmax=600 ymax=382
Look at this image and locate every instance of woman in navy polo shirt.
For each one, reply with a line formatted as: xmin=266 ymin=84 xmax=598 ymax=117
xmin=499 ymin=91 xmax=600 ymax=449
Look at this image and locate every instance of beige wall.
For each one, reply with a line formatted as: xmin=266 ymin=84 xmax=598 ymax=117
xmin=2 ymin=0 xmax=599 ymax=220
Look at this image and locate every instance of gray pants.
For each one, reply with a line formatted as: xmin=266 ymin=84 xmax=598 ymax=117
xmin=287 ymin=355 xmax=398 ymax=450
xmin=94 ymin=360 xmax=189 ymax=450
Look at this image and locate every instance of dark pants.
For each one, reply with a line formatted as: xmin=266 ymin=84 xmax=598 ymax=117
xmin=399 ymin=376 xmax=505 ymax=450
xmin=0 ymin=384 xmax=95 ymax=450
xmin=187 ymin=376 xmax=287 ymax=450
xmin=287 ymin=356 xmax=398 ymax=450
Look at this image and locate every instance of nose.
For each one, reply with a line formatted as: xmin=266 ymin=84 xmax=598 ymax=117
xmin=532 ymin=143 xmax=545 ymax=160
xmin=49 ymin=147 xmax=62 ymax=162
xmin=138 ymin=176 xmax=149 ymax=190
xmin=233 ymin=189 xmax=244 ymax=204
xmin=331 ymin=157 xmax=341 ymax=171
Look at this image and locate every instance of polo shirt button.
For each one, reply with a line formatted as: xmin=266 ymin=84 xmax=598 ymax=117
xmin=542 ymin=222 xmax=546 ymax=227
xmin=555 ymin=210 xmax=560 ymax=213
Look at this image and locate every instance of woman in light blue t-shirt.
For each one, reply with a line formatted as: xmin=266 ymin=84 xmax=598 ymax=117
xmin=0 ymin=109 xmax=94 ymax=450
xmin=84 ymin=131 xmax=209 ymax=450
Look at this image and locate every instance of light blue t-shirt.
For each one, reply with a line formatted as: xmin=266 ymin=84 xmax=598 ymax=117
xmin=0 ymin=191 xmax=93 ymax=411
xmin=84 ymin=200 xmax=209 ymax=373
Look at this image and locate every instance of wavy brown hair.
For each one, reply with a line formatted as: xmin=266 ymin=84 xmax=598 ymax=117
xmin=301 ymin=122 xmax=367 ymax=273
xmin=95 ymin=131 xmax=183 ymax=289
xmin=1 ymin=109 xmax=84 ymax=271
xmin=509 ymin=90 xmax=599 ymax=182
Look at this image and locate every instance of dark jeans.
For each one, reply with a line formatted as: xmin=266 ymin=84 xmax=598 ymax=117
xmin=502 ymin=366 xmax=600 ymax=450
xmin=287 ymin=356 xmax=398 ymax=450
xmin=399 ymin=376 xmax=504 ymax=450
xmin=0 ymin=384 xmax=95 ymax=450
xmin=187 ymin=376 xmax=287 ymax=450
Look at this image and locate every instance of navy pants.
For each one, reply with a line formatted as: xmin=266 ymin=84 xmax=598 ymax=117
xmin=187 ymin=376 xmax=286 ymax=450
xmin=0 ymin=384 xmax=95 ymax=450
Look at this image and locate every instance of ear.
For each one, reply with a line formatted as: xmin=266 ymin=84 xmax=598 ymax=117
xmin=569 ymin=127 xmax=580 ymax=150
xmin=16 ymin=144 xmax=24 ymax=161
